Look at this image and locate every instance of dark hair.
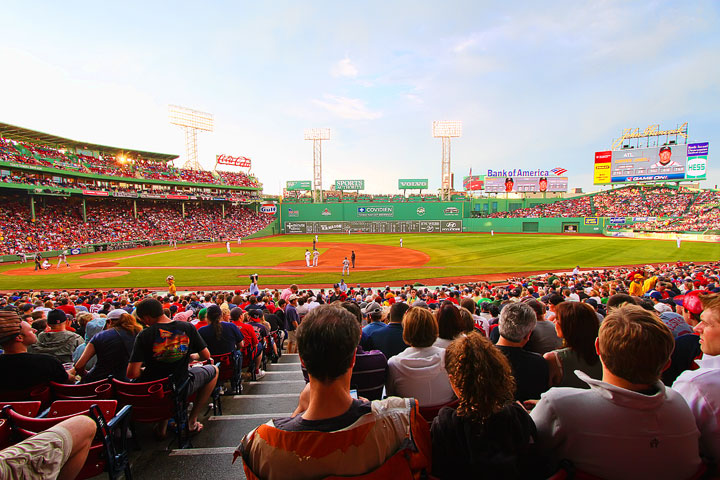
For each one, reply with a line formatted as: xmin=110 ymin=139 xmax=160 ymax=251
xmin=136 ymin=298 xmax=164 ymax=320
xmin=460 ymin=298 xmax=477 ymax=314
xmin=207 ymin=304 xmax=223 ymax=340
xmin=389 ymin=302 xmax=410 ymax=323
xmin=402 ymin=307 xmax=438 ymax=348
xmin=436 ymin=303 xmax=465 ymax=340
xmin=607 ymin=293 xmax=637 ymax=310
xmin=296 ymin=305 xmax=360 ymax=383
xmin=340 ymin=301 xmax=362 ymax=325
xmin=555 ymin=302 xmax=600 ymax=366
xmin=525 ymin=299 xmax=546 ymax=319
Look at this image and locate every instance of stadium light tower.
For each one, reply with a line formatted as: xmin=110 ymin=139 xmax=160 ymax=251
xmin=169 ymin=105 xmax=214 ymax=170
xmin=304 ymin=128 xmax=331 ymax=200
xmin=432 ymin=121 xmax=462 ymax=200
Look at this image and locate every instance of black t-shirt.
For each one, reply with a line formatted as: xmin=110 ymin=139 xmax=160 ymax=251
xmin=0 ymin=352 xmax=68 ymax=390
xmin=274 ymin=399 xmax=371 ymax=432
xmin=496 ymin=345 xmax=549 ymax=402
xmin=249 ymin=321 xmax=268 ymax=340
xmin=264 ymin=313 xmax=280 ymax=332
xmin=129 ymin=321 xmax=207 ymax=382
xmin=197 ymin=322 xmax=243 ymax=356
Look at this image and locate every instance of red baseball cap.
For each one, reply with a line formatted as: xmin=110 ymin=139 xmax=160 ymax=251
xmin=674 ymin=290 xmax=705 ymax=315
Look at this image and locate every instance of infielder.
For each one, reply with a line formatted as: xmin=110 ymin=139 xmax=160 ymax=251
xmin=305 ymin=249 xmax=311 ymax=267
xmin=238 ymin=237 xmax=242 ymax=246
xmin=312 ymin=248 xmax=319 ymax=267
xmin=226 ymin=241 xmax=231 ymax=254
xmin=315 ymin=235 xmax=319 ymax=243
xmin=677 ymin=236 xmax=681 ymax=249
xmin=342 ymin=257 xmax=350 ymax=276
xmin=400 ymin=238 xmax=403 ymax=248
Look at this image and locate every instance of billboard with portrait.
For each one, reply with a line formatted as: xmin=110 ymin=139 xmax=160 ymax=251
xmin=594 ymin=142 xmax=709 ymax=184
xmin=484 ymin=176 xmax=568 ymax=193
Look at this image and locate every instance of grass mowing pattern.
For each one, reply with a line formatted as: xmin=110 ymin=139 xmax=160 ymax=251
xmin=0 ymin=234 xmax=717 ymax=290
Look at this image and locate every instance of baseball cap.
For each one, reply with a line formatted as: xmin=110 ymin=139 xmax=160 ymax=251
xmin=648 ymin=291 xmax=663 ymax=301
xmin=247 ymin=309 xmax=263 ymax=319
xmin=674 ymin=291 xmax=704 ymax=315
xmin=107 ymin=309 xmax=127 ymax=320
xmin=47 ymin=309 xmax=68 ymax=325
xmin=412 ymin=300 xmax=429 ymax=309
xmin=361 ymin=302 xmax=382 ymax=315
xmin=288 ymin=294 xmax=298 ymax=302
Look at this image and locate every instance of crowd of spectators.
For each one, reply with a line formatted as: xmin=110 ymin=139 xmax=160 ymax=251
xmin=487 ymin=196 xmax=593 ymax=218
xmin=0 ymin=196 xmax=273 ymax=255
xmin=593 ymin=185 xmax=696 ymax=217
xmin=0 ymin=136 xmax=261 ymax=188
xmin=2 ymin=258 xmax=720 ymax=477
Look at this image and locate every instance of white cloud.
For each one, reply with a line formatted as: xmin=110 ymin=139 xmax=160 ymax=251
xmin=331 ymin=56 xmax=358 ymax=78
xmin=313 ymin=94 xmax=382 ymax=120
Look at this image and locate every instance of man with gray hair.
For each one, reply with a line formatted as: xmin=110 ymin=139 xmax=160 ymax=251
xmin=495 ymin=302 xmax=549 ymax=401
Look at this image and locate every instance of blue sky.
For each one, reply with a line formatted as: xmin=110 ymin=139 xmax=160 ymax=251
xmin=1 ymin=1 xmax=719 ymax=194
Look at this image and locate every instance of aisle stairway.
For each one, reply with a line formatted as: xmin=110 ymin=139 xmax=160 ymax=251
xmin=129 ymin=354 xmax=304 ymax=479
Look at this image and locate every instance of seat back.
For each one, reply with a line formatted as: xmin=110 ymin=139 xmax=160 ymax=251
xmin=212 ymin=352 xmax=236 ymax=383
xmin=111 ymin=377 xmax=174 ymax=423
xmin=47 ymin=400 xmax=117 ymax=420
xmin=0 ymin=419 xmax=10 ymax=450
xmin=0 ymin=384 xmax=51 ymax=409
xmin=51 ymin=378 xmax=113 ymax=400
xmin=418 ymin=399 xmax=459 ymax=423
xmin=0 ymin=401 xmax=41 ymax=417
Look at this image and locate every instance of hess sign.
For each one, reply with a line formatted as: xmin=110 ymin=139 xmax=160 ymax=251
xmin=216 ymin=155 xmax=251 ymax=168
xmin=260 ymin=204 xmax=277 ymax=214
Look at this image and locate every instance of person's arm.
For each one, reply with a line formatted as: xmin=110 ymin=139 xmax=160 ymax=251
xmin=529 ymin=394 xmax=563 ymax=455
xmin=543 ymin=351 xmax=563 ymax=387
xmin=197 ymin=347 xmax=211 ymax=362
xmin=126 ymin=361 xmax=142 ymax=380
xmin=72 ymin=343 xmax=96 ymax=376
xmin=292 ymin=382 xmax=311 ymax=417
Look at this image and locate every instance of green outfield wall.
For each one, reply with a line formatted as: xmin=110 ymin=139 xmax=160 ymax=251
xmin=279 ymin=201 xmax=608 ymax=234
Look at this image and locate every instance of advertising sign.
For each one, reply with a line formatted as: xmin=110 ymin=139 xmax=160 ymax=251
xmin=82 ymin=190 xmax=109 ymax=197
xmin=609 ymin=217 xmax=626 ymax=224
xmin=484 ymin=176 xmax=568 ymax=193
xmin=284 ymin=220 xmax=463 ymax=234
xmin=463 ymin=175 xmax=485 ymax=191
xmin=357 ymin=206 xmax=393 ymax=217
xmin=260 ymin=204 xmax=277 ymax=214
xmin=398 ymin=179 xmax=428 ymax=189
xmin=286 ymin=180 xmax=312 ymax=191
xmin=583 ymin=217 xmax=600 ymax=226
xmin=335 ymin=179 xmax=365 ymax=190
xmin=594 ymin=142 xmax=709 ymax=184
xmin=216 ymin=155 xmax=251 ymax=168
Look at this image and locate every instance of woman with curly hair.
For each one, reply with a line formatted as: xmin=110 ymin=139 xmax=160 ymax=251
xmin=544 ymin=302 xmax=602 ymax=388
xmin=431 ymin=331 xmax=537 ymax=479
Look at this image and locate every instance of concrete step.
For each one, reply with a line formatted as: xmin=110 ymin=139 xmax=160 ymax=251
xmin=131 ymin=449 xmax=246 ymax=480
xmin=240 ymin=380 xmax=306 ymax=395
xmin=218 ymin=394 xmax=299 ymax=415
xmin=266 ymin=362 xmax=301 ymax=371
xmin=277 ymin=353 xmax=300 ymax=364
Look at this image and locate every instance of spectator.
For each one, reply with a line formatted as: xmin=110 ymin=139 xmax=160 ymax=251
xmin=71 ymin=310 xmax=141 ymax=383
xmin=70 ymin=316 xmax=106 ymax=374
xmin=367 ymin=302 xmax=409 ymax=360
xmin=543 ymin=302 xmax=602 ymax=388
xmin=523 ymin=299 xmax=562 ymax=355
xmin=431 ymin=331 xmax=537 ymax=479
xmin=434 ymin=302 xmax=473 ymax=349
xmin=386 ymin=307 xmax=455 ymax=407
xmin=0 ymin=309 xmax=73 ymax=390
xmin=495 ymin=303 xmax=549 ymax=401
xmin=531 ymin=304 xmax=702 ymax=479
xmin=128 ymin=298 xmax=218 ymax=435
xmin=29 ymin=309 xmax=83 ymax=364
xmin=237 ymin=305 xmax=431 ymax=479
xmin=673 ymin=292 xmax=720 ymax=463
xmin=198 ymin=305 xmax=243 ymax=355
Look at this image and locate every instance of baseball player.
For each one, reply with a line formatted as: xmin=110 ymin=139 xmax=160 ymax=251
xmin=226 ymin=241 xmax=231 ymax=254
xmin=351 ymin=250 xmax=356 ymax=268
xmin=56 ymin=252 xmax=69 ymax=269
xmin=305 ymin=249 xmax=311 ymax=267
xmin=342 ymin=257 xmax=350 ymax=276
xmin=400 ymin=238 xmax=403 ymax=248
xmin=312 ymin=248 xmax=319 ymax=267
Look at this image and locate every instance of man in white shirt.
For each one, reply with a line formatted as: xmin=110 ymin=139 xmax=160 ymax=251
xmin=312 ymin=249 xmax=319 ymax=267
xmin=673 ymin=293 xmax=720 ymax=463
xmin=342 ymin=257 xmax=350 ymax=276
xmin=305 ymin=249 xmax=311 ymax=267
xmin=650 ymin=146 xmax=682 ymax=169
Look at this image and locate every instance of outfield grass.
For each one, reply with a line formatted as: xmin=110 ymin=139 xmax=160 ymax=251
xmin=0 ymin=233 xmax=718 ymax=290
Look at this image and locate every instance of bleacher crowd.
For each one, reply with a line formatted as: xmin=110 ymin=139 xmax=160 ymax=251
xmin=2 ymin=259 xmax=720 ymax=478
xmin=0 ymin=137 xmax=260 ymax=188
xmin=0 ymin=196 xmax=273 ymax=255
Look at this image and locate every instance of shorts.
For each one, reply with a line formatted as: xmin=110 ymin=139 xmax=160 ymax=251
xmin=187 ymin=364 xmax=217 ymax=396
xmin=288 ymin=330 xmax=297 ymax=343
xmin=0 ymin=424 xmax=73 ymax=480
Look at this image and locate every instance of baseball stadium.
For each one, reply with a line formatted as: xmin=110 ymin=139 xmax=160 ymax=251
xmin=3 ymin=2 xmax=720 ymax=480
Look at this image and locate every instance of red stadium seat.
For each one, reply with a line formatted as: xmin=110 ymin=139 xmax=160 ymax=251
xmin=51 ymin=378 xmax=113 ymax=400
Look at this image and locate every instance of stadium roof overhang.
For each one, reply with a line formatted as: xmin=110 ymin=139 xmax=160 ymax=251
xmin=0 ymin=122 xmax=178 ymax=162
